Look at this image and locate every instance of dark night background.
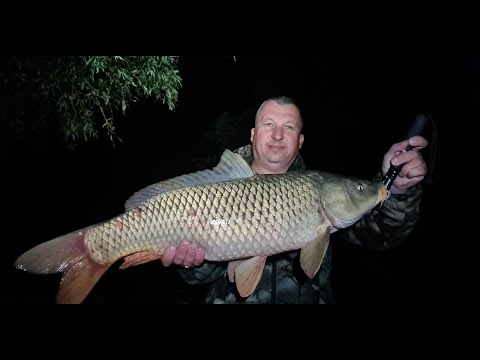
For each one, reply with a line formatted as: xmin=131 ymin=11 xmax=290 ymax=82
xmin=0 ymin=56 xmax=471 ymax=303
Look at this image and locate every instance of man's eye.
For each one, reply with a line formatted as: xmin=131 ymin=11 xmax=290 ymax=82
xmin=264 ymin=123 xmax=273 ymax=127
xmin=285 ymin=125 xmax=294 ymax=130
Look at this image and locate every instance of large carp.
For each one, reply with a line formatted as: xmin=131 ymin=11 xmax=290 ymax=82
xmin=14 ymin=150 xmax=387 ymax=304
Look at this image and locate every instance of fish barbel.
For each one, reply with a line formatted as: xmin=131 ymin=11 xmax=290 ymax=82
xmin=14 ymin=150 xmax=387 ymax=304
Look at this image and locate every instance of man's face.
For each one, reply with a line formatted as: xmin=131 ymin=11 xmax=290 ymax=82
xmin=250 ymin=101 xmax=304 ymax=174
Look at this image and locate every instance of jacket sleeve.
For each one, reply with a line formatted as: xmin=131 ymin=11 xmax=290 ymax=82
xmin=177 ymin=262 xmax=227 ymax=285
xmin=338 ymin=173 xmax=424 ymax=251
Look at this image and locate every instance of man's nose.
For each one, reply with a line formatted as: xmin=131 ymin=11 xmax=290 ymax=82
xmin=271 ymin=128 xmax=284 ymax=140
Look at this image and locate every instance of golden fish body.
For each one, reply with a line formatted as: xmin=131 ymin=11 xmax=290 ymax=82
xmin=87 ymin=172 xmax=323 ymax=264
xmin=15 ymin=150 xmax=387 ymax=303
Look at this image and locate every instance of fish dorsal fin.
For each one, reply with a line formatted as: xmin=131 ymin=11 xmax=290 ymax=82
xmin=228 ymin=256 xmax=267 ymax=298
xmin=300 ymin=223 xmax=331 ymax=278
xmin=125 ymin=149 xmax=255 ymax=211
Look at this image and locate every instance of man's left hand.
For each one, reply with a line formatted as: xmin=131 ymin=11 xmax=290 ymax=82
xmin=382 ymin=136 xmax=428 ymax=195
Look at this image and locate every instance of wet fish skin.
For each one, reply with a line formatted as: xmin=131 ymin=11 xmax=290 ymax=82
xmin=87 ymin=172 xmax=320 ymax=263
xmin=14 ymin=150 xmax=387 ymax=303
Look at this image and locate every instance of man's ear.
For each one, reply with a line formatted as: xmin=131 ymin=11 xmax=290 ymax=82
xmin=250 ymin=128 xmax=255 ymax=143
xmin=299 ymin=134 xmax=304 ymax=149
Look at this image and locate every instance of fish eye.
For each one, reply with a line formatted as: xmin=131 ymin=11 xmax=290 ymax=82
xmin=357 ymin=184 xmax=364 ymax=191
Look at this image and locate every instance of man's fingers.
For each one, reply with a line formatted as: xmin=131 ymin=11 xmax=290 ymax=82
xmin=161 ymin=246 xmax=177 ymax=267
xmin=182 ymin=243 xmax=199 ymax=267
xmin=193 ymin=248 xmax=205 ymax=266
xmin=399 ymin=157 xmax=427 ymax=178
xmin=160 ymin=242 xmax=205 ymax=268
xmin=408 ymin=135 xmax=428 ymax=150
xmin=173 ymin=242 xmax=190 ymax=265
xmin=402 ymin=163 xmax=427 ymax=179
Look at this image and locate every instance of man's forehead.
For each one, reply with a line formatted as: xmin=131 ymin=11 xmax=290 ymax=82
xmin=260 ymin=115 xmax=298 ymax=123
xmin=259 ymin=104 xmax=301 ymax=122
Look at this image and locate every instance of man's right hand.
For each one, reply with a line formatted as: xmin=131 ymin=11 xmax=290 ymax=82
xmin=161 ymin=241 xmax=205 ymax=268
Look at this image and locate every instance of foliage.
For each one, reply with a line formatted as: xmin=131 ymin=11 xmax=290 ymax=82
xmin=10 ymin=56 xmax=182 ymax=147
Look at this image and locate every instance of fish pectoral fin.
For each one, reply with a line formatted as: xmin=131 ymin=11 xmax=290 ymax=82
xmin=300 ymin=224 xmax=331 ymax=279
xmin=230 ymin=256 xmax=267 ymax=297
xmin=119 ymin=251 xmax=163 ymax=270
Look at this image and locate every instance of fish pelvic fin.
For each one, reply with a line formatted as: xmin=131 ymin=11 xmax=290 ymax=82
xmin=227 ymin=256 xmax=267 ymax=298
xmin=300 ymin=224 xmax=331 ymax=279
xmin=14 ymin=228 xmax=110 ymax=304
xmin=119 ymin=251 xmax=163 ymax=269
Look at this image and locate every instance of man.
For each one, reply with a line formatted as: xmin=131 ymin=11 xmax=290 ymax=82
xmin=161 ymin=96 xmax=428 ymax=303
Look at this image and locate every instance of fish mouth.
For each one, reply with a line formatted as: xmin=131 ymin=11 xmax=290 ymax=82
xmin=378 ymin=185 xmax=388 ymax=207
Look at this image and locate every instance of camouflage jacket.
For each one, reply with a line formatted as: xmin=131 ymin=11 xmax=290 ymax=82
xmin=178 ymin=145 xmax=423 ymax=304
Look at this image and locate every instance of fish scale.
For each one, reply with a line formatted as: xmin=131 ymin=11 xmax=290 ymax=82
xmin=14 ymin=149 xmax=387 ymax=304
xmin=85 ymin=173 xmax=320 ymax=264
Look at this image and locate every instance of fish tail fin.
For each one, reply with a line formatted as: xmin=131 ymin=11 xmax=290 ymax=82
xmin=14 ymin=228 xmax=111 ymax=304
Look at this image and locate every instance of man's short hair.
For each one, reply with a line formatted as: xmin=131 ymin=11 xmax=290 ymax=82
xmin=255 ymin=96 xmax=303 ymax=131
